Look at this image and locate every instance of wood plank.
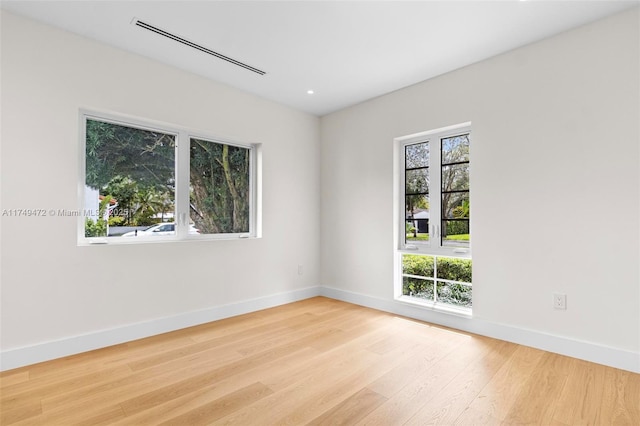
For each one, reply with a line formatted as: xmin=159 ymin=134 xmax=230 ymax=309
xmin=307 ymin=387 xmax=387 ymax=426
xmin=39 ymin=341 xmax=244 ymax=414
xmin=158 ymin=382 xmax=273 ymax=426
xmin=209 ymin=349 xmax=383 ymax=425
xmin=0 ymin=371 xmax=30 ymax=387
xmin=118 ymin=339 xmax=314 ymax=417
xmin=597 ymin=368 xmax=640 ymax=425
xmin=213 ymin=331 xmax=428 ymax=425
xmin=453 ymin=406 xmax=501 ymax=426
xmin=553 ymin=359 xmax=606 ymax=425
xmin=365 ymin=325 xmax=468 ymax=399
xmin=273 ymin=340 xmax=427 ymax=425
xmin=501 ymin=351 xmax=575 ymax=425
xmin=1 ymin=364 xmax=132 ymax=411
xmin=356 ymin=336 xmax=497 ymax=426
xmin=12 ymin=403 xmax=125 ymax=426
xmin=465 ymin=344 xmax=545 ymax=421
xmin=107 ymin=347 xmax=323 ymax=425
xmin=0 ymin=400 xmax=42 ymax=425
xmin=126 ymin=312 xmax=319 ymax=371
xmin=403 ymin=339 xmax=518 ymax=425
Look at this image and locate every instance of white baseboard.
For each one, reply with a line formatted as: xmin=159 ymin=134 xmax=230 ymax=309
xmin=0 ymin=286 xmax=321 ymax=372
xmin=319 ymin=286 xmax=640 ymax=374
xmin=3 ymin=285 xmax=638 ymax=374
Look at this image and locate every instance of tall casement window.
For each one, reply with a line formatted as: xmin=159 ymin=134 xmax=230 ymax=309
xmin=80 ymin=111 xmax=259 ymax=244
xmin=396 ymin=123 xmax=472 ymax=313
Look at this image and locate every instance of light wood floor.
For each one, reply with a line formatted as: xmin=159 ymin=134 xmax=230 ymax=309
xmin=1 ymin=297 xmax=639 ymax=425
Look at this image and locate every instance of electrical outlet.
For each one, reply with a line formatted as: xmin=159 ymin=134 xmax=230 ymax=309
xmin=553 ymin=293 xmax=567 ymax=310
xmin=297 ymin=265 xmax=304 ymax=276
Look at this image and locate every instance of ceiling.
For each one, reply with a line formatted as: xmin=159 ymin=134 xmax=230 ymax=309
xmin=1 ymin=1 xmax=637 ymax=116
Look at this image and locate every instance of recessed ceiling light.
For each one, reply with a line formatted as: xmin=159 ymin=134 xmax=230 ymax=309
xmin=307 ymin=90 xmax=314 ymax=95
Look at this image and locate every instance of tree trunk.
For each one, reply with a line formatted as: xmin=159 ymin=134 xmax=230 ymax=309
xmin=221 ymin=145 xmax=243 ymax=232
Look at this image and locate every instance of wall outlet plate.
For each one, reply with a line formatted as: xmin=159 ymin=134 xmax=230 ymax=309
xmin=553 ymin=293 xmax=567 ymax=310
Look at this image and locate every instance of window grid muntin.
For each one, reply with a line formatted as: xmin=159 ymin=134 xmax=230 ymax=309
xmin=404 ymin=141 xmax=431 ymax=245
xmin=440 ymin=133 xmax=469 ymax=248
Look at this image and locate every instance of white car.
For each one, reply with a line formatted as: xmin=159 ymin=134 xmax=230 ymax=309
xmin=121 ymin=223 xmax=199 ymax=237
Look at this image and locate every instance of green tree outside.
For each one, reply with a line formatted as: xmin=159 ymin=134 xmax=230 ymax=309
xmin=85 ymin=118 xmax=250 ymax=235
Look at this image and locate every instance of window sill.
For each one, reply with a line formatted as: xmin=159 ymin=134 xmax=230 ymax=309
xmin=79 ymin=234 xmax=259 ymax=246
xmin=399 ymin=246 xmax=472 ymax=259
xmin=395 ymin=295 xmax=472 ymax=318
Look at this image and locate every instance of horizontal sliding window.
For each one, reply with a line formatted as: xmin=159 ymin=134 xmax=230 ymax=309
xmin=190 ymin=138 xmax=251 ymax=235
xmin=84 ymin=119 xmax=176 ymax=238
xmin=80 ymin=111 xmax=259 ymax=244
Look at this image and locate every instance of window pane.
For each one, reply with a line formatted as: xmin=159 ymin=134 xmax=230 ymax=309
xmin=406 ymin=169 xmax=429 ymax=194
xmin=442 ymin=192 xmax=469 ymax=219
xmin=190 ymin=138 xmax=250 ymax=234
xmin=436 ymin=257 xmax=472 ymax=282
xmin=405 ymin=194 xmax=429 ymax=242
xmin=441 ymin=131 xmax=469 ymax=248
xmin=405 ymin=142 xmax=429 ymax=169
xmin=442 ymin=164 xmax=469 ymax=192
xmin=442 ymin=220 xmax=469 ymax=247
xmin=402 ymin=254 xmax=434 ymax=277
xmin=85 ymin=119 xmax=176 ymax=238
xmin=441 ymin=134 xmax=469 ymax=164
xmin=403 ymin=277 xmax=434 ymax=300
xmin=436 ymin=282 xmax=472 ymax=308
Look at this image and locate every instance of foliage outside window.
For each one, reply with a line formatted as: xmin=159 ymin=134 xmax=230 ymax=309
xmin=190 ymin=139 xmax=250 ymax=234
xmin=397 ymin=123 xmax=472 ymax=312
xmin=85 ymin=119 xmax=176 ymax=236
xmin=82 ymin=113 xmax=257 ymax=243
xmin=402 ymin=254 xmax=472 ymax=308
xmin=440 ymin=134 xmax=470 ymax=246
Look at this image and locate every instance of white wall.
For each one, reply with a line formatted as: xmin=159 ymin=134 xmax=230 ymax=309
xmin=321 ymin=8 xmax=639 ymax=364
xmin=0 ymin=12 xmax=320 ymax=358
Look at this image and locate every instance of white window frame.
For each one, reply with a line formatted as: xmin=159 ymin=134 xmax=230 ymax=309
xmin=394 ymin=122 xmax=472 ymax=314
xmin=395 ymin=122 xmax=471 ymax=257
xmin=78 ymin=110 xmax=261 ymax=245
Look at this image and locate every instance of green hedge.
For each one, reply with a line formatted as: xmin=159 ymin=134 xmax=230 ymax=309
xmin=445 ymin=220 xmax=469 ymax=237
xmin=402 ymin=254 xmax=434 ymax=277
xmin=402 ymin=255 xmax=471 ymax=283
xmin=402 ymin=254 xmax=472 ymax=308
xmin=402 ymin=277 xmax=434 ymax=299
xmin=436 ymin=257 xmax=472 ymax=282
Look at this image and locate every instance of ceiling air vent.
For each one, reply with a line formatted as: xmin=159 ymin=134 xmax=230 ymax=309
xmin=132 ymin=18 xmax=266 ymax=76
